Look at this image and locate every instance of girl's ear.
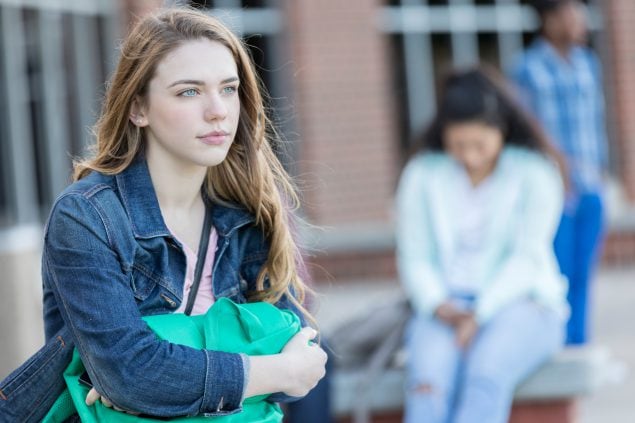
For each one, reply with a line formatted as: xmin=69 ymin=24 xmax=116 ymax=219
xmin=129 ymin=97 xmax=148 ymax=127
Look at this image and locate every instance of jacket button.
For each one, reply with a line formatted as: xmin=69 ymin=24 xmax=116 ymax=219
xmin=160 ymin=293 xmax=177 ymax=308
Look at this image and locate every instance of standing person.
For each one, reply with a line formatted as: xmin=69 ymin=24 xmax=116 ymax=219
xmin=0 ymin=8 xmax=326 ymax=422
xmin=396 ymin=66 xmax=568 ymax=423
xmin=509 ymin=0 xmax=608 ymax=345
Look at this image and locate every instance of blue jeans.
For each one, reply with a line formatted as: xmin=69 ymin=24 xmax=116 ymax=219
xmin=554 ymin=191 xmax=605 ymax=345
xmin=404 ymin=299 xmax=564 ymax=423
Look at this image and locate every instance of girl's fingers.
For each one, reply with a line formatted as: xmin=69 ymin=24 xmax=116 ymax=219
xmin=300 ymin=326 xmax=318 ymax=342
xmin=85 ymin=388 xmax=100 ymax=406
xmin=101 ymin=396 xmax=113 ymax=408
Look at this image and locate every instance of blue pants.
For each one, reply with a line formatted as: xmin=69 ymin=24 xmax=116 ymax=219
xmin=554 ymin=192 xmax=605 ymax=345
xmin=404 ymin=300 xmax=564 ymax=423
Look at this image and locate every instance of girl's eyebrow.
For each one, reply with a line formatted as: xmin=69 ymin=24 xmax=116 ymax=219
xmin=167 ymin=77 xmax=239 ymax=88
xmin=168 ymin=79 xmax=204 ymax=88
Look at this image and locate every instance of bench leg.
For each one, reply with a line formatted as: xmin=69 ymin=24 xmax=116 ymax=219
xmin=509 ymin=399 xmax=578 ymax=423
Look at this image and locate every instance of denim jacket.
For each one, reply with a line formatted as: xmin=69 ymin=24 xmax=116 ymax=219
xmin=0 ymin=158 xmax=300 ymax=422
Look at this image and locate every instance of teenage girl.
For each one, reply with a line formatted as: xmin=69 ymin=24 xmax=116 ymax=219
xmin=0 ymin=8 xmax=326 ymax=421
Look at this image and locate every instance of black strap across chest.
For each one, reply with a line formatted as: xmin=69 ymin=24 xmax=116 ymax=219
xmin=184 ymin=206 xmax=213 ymax=316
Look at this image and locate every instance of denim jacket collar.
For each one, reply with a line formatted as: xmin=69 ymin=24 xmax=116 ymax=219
xmin=210 ymin=201 xmax=256 ymax=238
xmin=115 ymin=158 xmax=255 ymax=240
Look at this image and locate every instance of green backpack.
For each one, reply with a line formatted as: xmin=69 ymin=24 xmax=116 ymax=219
xmin=42 ymin=297 xmax=301 ymax=422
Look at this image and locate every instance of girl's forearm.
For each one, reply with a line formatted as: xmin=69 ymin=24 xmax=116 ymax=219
xmin=244 ymin=354 xmax=291 ymax=398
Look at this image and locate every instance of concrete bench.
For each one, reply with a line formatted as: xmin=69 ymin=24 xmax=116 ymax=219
xmin=331 ymin=345 xmax=625 ymax=423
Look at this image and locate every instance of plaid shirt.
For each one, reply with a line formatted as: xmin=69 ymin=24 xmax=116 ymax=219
xmin=510 ymin=38 xmax=608 ymax=193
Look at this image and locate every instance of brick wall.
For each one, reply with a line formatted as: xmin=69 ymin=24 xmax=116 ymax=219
xmin=283 ymin=0 xmax=398 ymax=226
xmin=603 ymin=0 xmax=635 ymax=201
xmin=121 ymin=0 xmax=635 ymax=277
xmin=289 ymin=0 xmax=635 ymax=282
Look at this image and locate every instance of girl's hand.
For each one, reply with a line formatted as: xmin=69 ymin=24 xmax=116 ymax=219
xmin=85 ymin=387 xmax=106 ymax=407
xmin=434 ymin=302 xmax=479 ymax=348
xmin=434 ymin=302 xmax=471 ymax=327
xmin=85 ymin=388 xmax=140 ymax=415
xmin=455 ymin=314 xmax=478 ymax=349
xmin=279 ymin=327 xmax=328 ymax=397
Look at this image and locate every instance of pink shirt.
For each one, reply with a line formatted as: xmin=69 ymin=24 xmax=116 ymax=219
xmin=170 ymin=225 xmax=218 ymax=316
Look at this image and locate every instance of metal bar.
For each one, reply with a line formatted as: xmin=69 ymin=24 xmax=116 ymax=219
xmin=38 ymin=10 xmax=71 ymax=203
xmin=401 ymin=0 xmax=436 ymax=137
xmin=0 ymin=0 xmax=107 ymax=14
xmin=264 ymin=0 xmax=299 ymax=174
xmin=70 ymin=14 xmax=102 ymax=152
xmin=380 ymin=4 xmax=601 ymax=34
xmin=449 ymin=0 xmax=479 ymax=67
xmin=381 ymin=5 xmax=535 ymax=34
xmin=98 ymin=0 xmax=121 ymax=78
xmin=0 ymin=7 xmax=11 ymax=225
xmin=212 ymin=0 xmax=244 ymax=35
xmin=496 ymin=0 xmax=524 ymax=70
xmin=204 ymin=6 xmax=282 ymax=36
xmin=241 ymin=8 xmax=283 ymax=34
xmin=1 ymin=6 xmax=38 ymax=224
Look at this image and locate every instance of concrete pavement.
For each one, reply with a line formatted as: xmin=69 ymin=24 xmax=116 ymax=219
xmin=580 ymin=266 xmax=635 ymax=422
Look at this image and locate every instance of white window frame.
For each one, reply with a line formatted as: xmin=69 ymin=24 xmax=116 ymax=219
xmin=0 ymin=0 xmax=117 ymax=243
xmin=378 ymin=0 xmax=602 ymax=137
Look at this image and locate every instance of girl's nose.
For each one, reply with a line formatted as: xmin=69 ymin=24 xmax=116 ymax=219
xmin=204 ymin=94 xmax=227 ymax=121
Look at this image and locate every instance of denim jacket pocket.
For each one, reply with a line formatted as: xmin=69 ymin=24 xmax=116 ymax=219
xmin=131 ymin=264 xmax=158 ymax=301
xmin=131 ymin=264 xmax=181 ymax=313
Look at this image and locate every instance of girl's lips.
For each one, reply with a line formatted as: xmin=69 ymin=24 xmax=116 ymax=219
xmin=198 ymin=132 xmax=229 ymax=145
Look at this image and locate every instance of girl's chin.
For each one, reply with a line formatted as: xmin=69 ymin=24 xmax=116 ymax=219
xmin=196 ymin=153 xmax=231 ymax=168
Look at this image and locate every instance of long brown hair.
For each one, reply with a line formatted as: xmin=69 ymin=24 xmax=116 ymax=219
xmin=74 ymin=8 xmax=312 ymax=320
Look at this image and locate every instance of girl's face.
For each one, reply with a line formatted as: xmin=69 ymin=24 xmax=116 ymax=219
xmin=135 ymin=38 xmax=241 ymax=170
xmin=443 ymin=121 xmax=504 ymax=180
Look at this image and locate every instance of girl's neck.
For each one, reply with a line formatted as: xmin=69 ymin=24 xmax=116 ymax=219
xmin=467 ymin=170 xmax=490 ymax=187
xmin=146 ymin=151 xmax=209 ymax=252
xmin=466 ymin=161 xmax=498 ymax=187
xmin=146 ymin=152 xmax=208 ymax=214
xmin=545 ymin=35 xmax=573 ymax=62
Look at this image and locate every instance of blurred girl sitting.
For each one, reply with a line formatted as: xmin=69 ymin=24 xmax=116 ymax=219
xmin=395 ymin=66 xmax=568 ymax=423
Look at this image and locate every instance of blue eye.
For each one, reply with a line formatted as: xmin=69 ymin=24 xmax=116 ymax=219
xmin=222 ymin=86 xmax=238 ymax=95
xmin=180 ymin=88 xmax=198 ymax=97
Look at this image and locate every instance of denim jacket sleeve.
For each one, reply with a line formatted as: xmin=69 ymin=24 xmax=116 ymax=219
xmin=43 ymin=193 xmax=245 ymax=417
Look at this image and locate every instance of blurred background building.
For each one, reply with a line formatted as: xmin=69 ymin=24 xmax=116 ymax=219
xmin=1 ymin=0 xmax=635 ymax=414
